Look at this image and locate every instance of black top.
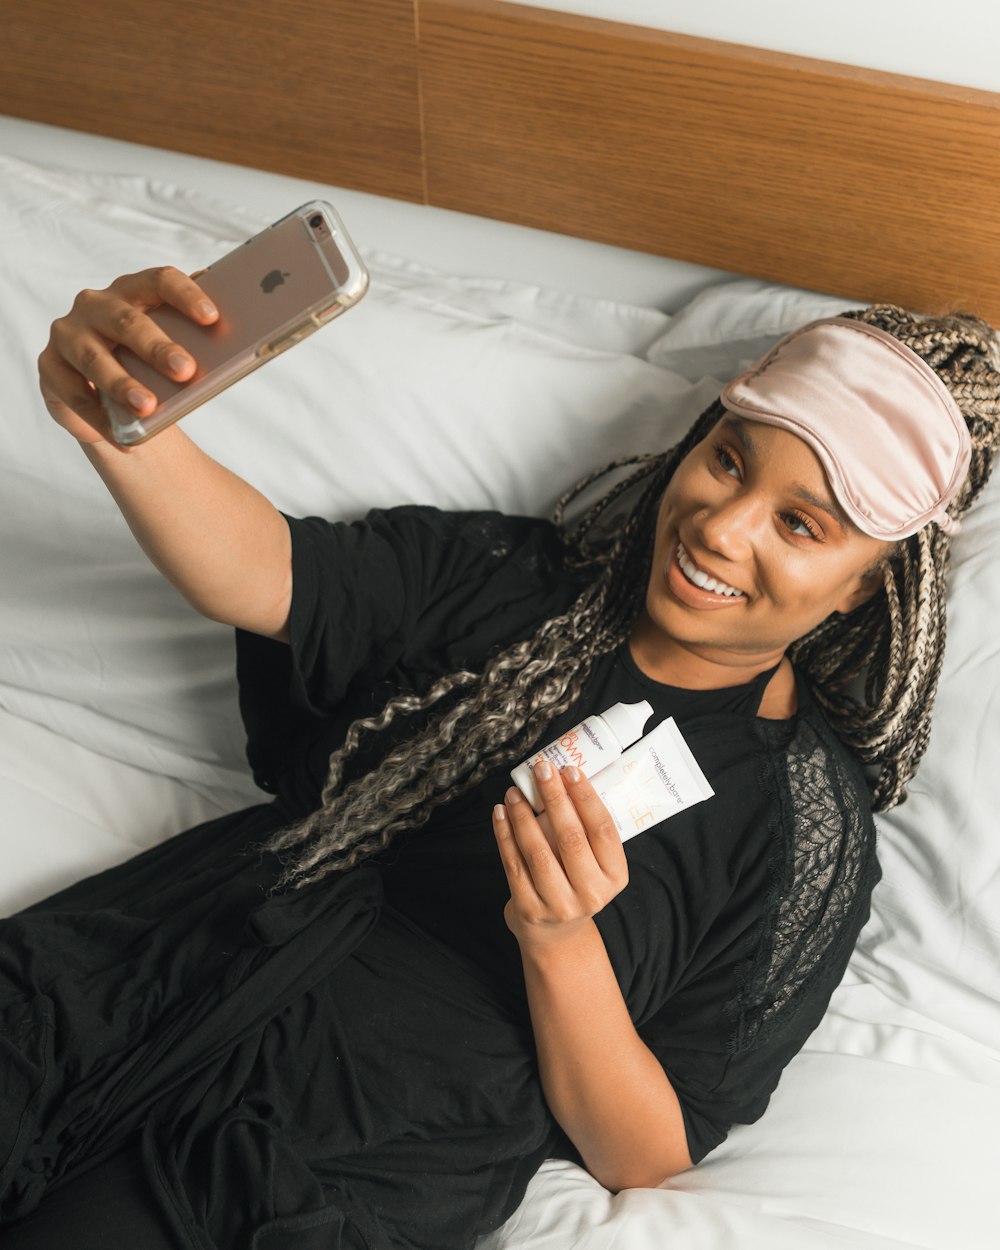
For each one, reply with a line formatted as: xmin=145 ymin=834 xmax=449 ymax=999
xmin=0 ymin=505 xmax=881 ymax=1250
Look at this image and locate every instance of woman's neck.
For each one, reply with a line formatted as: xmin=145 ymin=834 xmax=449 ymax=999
xmin=627 ymin=617 xmax=798 ymax=718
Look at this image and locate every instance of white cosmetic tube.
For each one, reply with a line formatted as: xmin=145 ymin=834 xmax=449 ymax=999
xmin=592 ymin=717 xmax=714 ymax=843
xmin=511 ymin=700 xmax=654 ymax=813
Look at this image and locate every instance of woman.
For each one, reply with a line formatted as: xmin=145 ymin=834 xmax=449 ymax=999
xmin=3 ymin=269 xmax=998 ymax=1249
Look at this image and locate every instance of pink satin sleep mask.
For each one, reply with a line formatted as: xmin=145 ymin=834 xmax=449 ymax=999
xmin=720 ymin=315 xmax=972 ymax=540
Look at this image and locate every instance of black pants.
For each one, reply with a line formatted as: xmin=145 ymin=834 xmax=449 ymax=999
xmin=2 ymin=1144 xmax=181 ymax=1250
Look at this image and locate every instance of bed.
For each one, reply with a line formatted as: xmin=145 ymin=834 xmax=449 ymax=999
xmin=2 ymin=3 xmax=999 ymax=1248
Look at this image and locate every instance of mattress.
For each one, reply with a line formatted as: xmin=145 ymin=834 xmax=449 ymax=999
xmin=1 ymin=114 xmax=998 ymax=1249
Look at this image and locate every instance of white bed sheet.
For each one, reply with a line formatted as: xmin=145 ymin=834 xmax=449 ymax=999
xmin=0 ymin=708 xmax=227 ymax=913
xmin=2 ymin=120 xmax=998 ymax=1250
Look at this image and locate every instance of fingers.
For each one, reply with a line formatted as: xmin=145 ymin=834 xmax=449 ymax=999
xmin=37 ymin=352 xmax=109 ymax=443
xmin=492 ymin=797 xmax=548 ymax=915
xmin=46 ymin=316 xmax=162 ymax=420
xmin=492 ymin=763 xmax=628 ymax=929
xmin=39 ymin=265 xmax=218 ymax=441
xmin=80 ymin=267 xmax=216 ymax=383
xmin=114 ymin=264 xmax=218 ymax=325
xmin=496 ymin=788 xmax=574 ymax=907
xmin=529 ymin=762 xmax=627 ymax=884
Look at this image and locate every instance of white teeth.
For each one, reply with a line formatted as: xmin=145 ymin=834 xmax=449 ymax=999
xmin=676 ymin=543 xmax=743 ymax=598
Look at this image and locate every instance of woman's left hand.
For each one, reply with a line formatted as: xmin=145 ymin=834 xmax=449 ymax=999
xmin=492 ymin=761 xmax=629 ymax=951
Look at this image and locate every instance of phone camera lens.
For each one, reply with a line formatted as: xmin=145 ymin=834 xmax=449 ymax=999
xmin=309 ymin=213 xmax=323 ymax=229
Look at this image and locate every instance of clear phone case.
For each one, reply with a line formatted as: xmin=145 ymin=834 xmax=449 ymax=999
xmin=101 ymin=200 xmax=369 ymax=445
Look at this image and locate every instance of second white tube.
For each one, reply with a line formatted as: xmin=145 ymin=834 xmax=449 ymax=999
xmin=592 ymin=717 xmax=714 ymax=842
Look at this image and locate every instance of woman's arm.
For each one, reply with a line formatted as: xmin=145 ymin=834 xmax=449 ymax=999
xmin=37 ymin=267 xmax=292 ymax=641
xmin=80 ymin=429 xmax=292 ymax=640
xmin=492 ymin=763 xmax=694 ymax=1191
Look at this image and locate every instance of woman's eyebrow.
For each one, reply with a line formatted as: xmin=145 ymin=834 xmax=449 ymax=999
xmin=721 ymin=416 xmax=850 ymax=532
xmin=792 ymin=482 xmax=850 ymax=532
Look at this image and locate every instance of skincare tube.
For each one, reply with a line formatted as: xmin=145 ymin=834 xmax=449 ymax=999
xmin=511 ymin=700 xmax=654 ymax=812
xmin=592 ymin=717 xmax=714 ymax=842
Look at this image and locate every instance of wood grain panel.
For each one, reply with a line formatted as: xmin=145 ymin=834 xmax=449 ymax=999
xmin=1 ymin=0 xmax=424 ymax=201
xmin=5 ymin=0 xmax=1000 ymax=322
xmin=419 ymin=0 xmax=1000 ymax=322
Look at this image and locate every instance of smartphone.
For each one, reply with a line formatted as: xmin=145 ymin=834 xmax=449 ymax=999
xmin=101 ymin=200 xmax=369 ymax=445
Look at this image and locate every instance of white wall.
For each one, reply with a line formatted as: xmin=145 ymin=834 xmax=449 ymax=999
xmin=503 ymin=0 xmax=1000 ymax=93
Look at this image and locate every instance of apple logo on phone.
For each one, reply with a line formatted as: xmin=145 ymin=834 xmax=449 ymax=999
xmin=261 ymin=270 xmax=291 ymax=294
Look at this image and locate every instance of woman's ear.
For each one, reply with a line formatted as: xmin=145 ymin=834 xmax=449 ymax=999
xmin=835 ymin=543 xmax=901 ymax=616
xmin=835 ymin=566 xmax=886 ymax=615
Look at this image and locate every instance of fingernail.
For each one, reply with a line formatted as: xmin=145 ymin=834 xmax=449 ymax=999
xmin=127 ymin=388 xmax=149 ymax=412
xmin=168 ymin=352 xmax=189 ymax=375
xmin=534 ymin=759 xmax=552 ymax=781
xmin=493 ymin=803 xmax=507 ymax=822
xmin=563 ymin=765 xmax=581 ymax=783
xmin=197 ymin=300 xmax=217 ymax=319
xmin=506 ymin=787 xmax=524 ymax=804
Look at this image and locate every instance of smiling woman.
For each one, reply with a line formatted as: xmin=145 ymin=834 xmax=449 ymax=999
xmin=4 ymin=284 xmax=1000 ymax=1247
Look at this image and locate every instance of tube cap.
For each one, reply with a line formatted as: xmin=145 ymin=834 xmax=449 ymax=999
xmin=602 ymin=700 xmax=655 ymax=748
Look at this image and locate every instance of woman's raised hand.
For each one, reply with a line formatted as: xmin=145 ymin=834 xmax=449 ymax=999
xmin=492 ymin=761 xmax=629 ymax=951
xmin=37 ymin=266 xmax=217 ymax=444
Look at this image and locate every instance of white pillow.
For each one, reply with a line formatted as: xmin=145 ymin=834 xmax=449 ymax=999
xmin=643 ymin=277 xmax=861 ymax=379
xmin=0 ymin=154 xmax=712 ymax=798
xmin=5 ymin=154 xmax=1000 ymax=1225
xmin=362 ymin=248 xmax=671 ymax=356
xmin=847 ymin=466 xmax=1000 ymax=1053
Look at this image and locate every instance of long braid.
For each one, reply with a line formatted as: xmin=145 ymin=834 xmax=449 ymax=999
xmin=790 ymin=305 xmax=1000 ymax=809
xmin=266 ymin=306 xmax=1000 ymax=887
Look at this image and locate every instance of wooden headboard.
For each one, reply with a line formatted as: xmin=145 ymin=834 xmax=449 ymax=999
xmin=6 ymin=0 xmax=1000 ymax=322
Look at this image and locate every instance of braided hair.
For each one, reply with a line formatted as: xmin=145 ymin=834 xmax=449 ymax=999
xmin=265 ymin=304 xmax=1000 ymax=888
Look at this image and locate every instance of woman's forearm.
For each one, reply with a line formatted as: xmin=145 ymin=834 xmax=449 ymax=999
xmin=493 ymin=765 xmax=694 ymax=1190
xmin=518 ymin=919 xmax=693 ymax=1192
xmin=83 ymin=425 xmax=292 ymax=640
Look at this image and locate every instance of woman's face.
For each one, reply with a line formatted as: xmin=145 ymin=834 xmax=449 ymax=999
xmin=640 ymin=413 xmax=894 ymax=677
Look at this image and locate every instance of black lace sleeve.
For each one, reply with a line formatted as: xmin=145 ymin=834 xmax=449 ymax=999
xmin=637 ymin=691 xmax=882 ymax=1165
xmin=676 ymin=698 xmax=882 ymax=1161
xmin=734 ymin=701 xmax=881 ymax=1054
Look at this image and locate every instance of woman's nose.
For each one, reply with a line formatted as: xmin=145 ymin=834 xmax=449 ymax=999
xmin=694 ymin=493 xmax=763 ymax=559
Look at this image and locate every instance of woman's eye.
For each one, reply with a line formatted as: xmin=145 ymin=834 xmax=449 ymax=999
xmin=782 ymin=511 xmax=820 ymax=540
xmin=713 ymin=443 xmax=740 ymax=477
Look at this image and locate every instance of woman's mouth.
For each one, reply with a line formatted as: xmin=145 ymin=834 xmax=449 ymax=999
xmin=666 ymin=541 xmax=746 ymax=609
